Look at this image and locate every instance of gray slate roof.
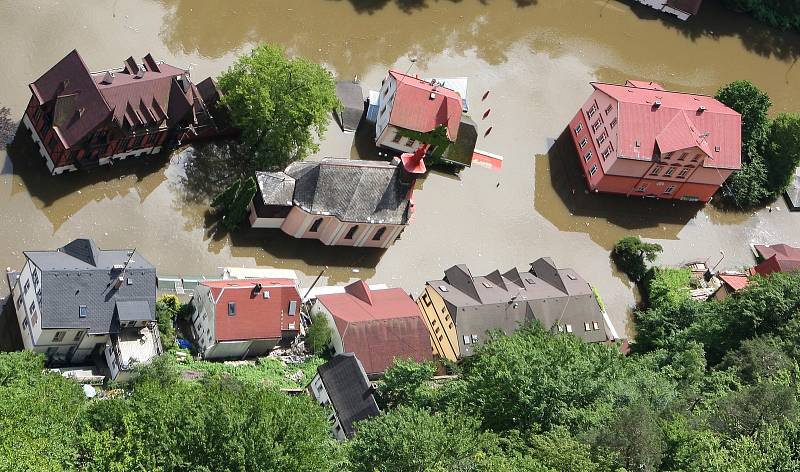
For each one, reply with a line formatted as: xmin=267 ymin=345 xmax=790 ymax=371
xmin=317 ymin=353 xmax=380 ymax=438
xmin=257 ymin=159 xmax=412 ymax=225
xmin=335 ymin=81 xmax=365 ymax=132
xmin=428 ymin=257 xmax=610 ymax=343
xmin=255 ymin=171 xmax=296 ymax=206
xmin=24 ymin=239 xmax=156 ymax=333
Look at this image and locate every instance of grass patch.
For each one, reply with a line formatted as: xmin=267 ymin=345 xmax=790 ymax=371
xmin=179 ymin=354 xmax=326 ymax=389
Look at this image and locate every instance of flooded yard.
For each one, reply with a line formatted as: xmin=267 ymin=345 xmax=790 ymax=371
xmin=1 ymin=0 xmax=799 ymax=337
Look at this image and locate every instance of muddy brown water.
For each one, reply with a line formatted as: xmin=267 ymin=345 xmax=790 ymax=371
xmin=2 ymin=0 xmax=800 ymax=338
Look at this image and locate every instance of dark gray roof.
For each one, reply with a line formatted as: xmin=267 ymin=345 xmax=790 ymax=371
xmin=24 ymin=239 xmax=156 ymax=333
xmin=428 ymin=257 xmax=609 ymax=343
xmin=335 ymin=81 xmax=364 ymax=132
xmin=317 ymin=353 xmax=380 ymax=438
xmin=116 ymin=300 xmax=154 ymax=322
xmin=262 ymin=159 xmax=412 ymax=225
xmin=255 ymin=171 xmax=296 ymax=206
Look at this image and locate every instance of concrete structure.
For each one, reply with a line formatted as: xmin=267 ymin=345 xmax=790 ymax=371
xmin=8 ymin=239 xmax=160 ymax=379
xmin=416 ymin=258 xmax=613 ymax=362
xmin=307 ymin=353 xmax=380 ymax=440
xmin=634 ymin=0 xmax=702 ymax=20
xmin=23 ymin=50 xmax=225 ymax=175
xmin=375 ymin=70 xmax=462 ymax=155
xmin=190 ymin=278 xmax=302 ymax=360
xmin=568 ymin=80 xmax=741 ymax=202
xmin=249 ymin=154 xmax=425 ymax=248
xmin=309 ymin=280 xmax=432 ymax=376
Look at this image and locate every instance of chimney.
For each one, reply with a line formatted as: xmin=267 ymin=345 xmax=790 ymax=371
xmin=124 ymin=56 xmax=139 ymax=75
xmin=400 ymin=145 xmax=427 ymax=185
xmin=114 ymin=275 xmax=124 ymax=289
xmin=101 ymin=71 xmax=115 ymax=84
xmin=698 ymin=105 xmax=706 ymax=113
xmin=143 ymin=53 xmax=160 ymax=73
xmin=253 ymin=283 xmax=263 ymax=294
xmin=653 ymin=100 xmax=662 ymax=108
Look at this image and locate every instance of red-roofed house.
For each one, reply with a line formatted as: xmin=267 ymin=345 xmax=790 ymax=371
xmin=23 ymin=50 xmax=226 ymax=175
xmin=712 ymin=273 xmax=750 ymax=300
xmin=375 ymin=70 xmax=463 ymax=156
xmin=309 ymin=280 xmax=432 ymax=376
xmin=567 ymin=80 xmax=741 ymax=202
xmin=190 ymin=278 xmax=301 ymax=360
xmin=752 ymin=244 xmax=800 ymax=276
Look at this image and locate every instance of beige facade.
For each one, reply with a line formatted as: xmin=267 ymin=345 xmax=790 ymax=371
xmin=415 ymin=286 xmax=459 ymax=362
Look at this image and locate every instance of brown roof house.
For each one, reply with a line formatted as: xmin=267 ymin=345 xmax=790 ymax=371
xmin=752 ymin=244 xmax=800 ymax=276
xmin=417 ymin=258 xmax=617 ymax=362
xmin=308 ymin=281 xmax=432 ymax=376
xmin=23 ymin=49 xmax=227 ymax=175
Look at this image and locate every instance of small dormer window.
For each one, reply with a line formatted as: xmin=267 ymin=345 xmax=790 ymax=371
xmin=228 ymin=302 xmax=236 ymax=316
xmin=79 ymin=305 xmax=87 ymax=318
xmin=439 ymin=285 xmax=448 ymax=292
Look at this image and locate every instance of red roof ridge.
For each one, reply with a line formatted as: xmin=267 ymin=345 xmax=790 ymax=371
xmin=591 ymin=81 xmax=715 ymax=100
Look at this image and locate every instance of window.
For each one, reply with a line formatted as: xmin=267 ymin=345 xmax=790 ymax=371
xmin=379 ymin=105 xmax=386 ymax=117
xmin=591 ymin=119 xmax=602 ymax=132
xmin=574 ymin=123 xmax=583 ymax=134
xmin=434 ymin=326 xmax=441 ymax=334
xmin=31 ymin=311 xmax=38 ymax=326
xmin=678 ymin=152 xmax=688 ymax=161
xmin=73 ymin=331 xmax=82 ymax=342
xmin=405 ymin=138 xmax=416 ymax=147
xmin=438 ymin=285 xmax=448 ymax=292
xmin=579 ymin=137 xmax=588 ymax=148
xmin=344 ymin=226 xmax=359 ymax=240
xmin=391 ymin=133 xmax=402 ymax=143
xmin=373 ymin=227 xmax=386 ymax=241
xmin=586 ymin=104 xmax=597 ymax=118
xmin=437 ymin=334 xmax=444 ymax=341
xmin=605 ymin=104 xmax=613 ymax=115
xmin=662 ymin=152 xmax=671 ymax=160
xmin=16 ymin=294 xmax=22 ymax=308
xmin=36 ymin=289 xmax=42 ymax=306
xmin=592 ymin=321 xmax=600 ymax=330
xmin=463 ymin=335 xmax=471 ymax=345
xmin=584 ymin=322 xmax=592 ymax=331
xmin=263 ymin=291 xmax=270 ymax=299
xmin=589 ymin=164 xmax=597 ymax=176
xmin=32 ymin=270 xmax=39 ymax=287
xmin=650 ymin=166 xmax=662 ymax=176
xmin=53 ymin=331 xmax=66 ymax=342
xmin=471 ymin=334 xmax=478 ymax=343
xmin=565 ymin=324 xmax=573 ymax=333
xmin=664 ymin=185 xmax=675 ymax=194
xmin=601 ymin=147 xmax=612 ymax=160
xmin=29 ymin=301 xmax=35 ymax=315
xmin=309 ymin=218 xmax=323 ymax=232
xmin=583 ymin=150 xmax=592 ymax=162
xmin=597 ymin=131 xmax=607 ymax=145
xmin=665 ymin=167 xmax=675 ymax=177
xmin=22 ymin=317 xmax=29 ymax=330
xmin=288 ymin=300 xmax=297 ymax=316
xmin=422 ymin=293 xmax=432 ymax=306
xmin=228 ymin=302 xmax=236 ymax=316
xmin=677 ymin=169 xmax=689 ymax=178
xmin=610 ymin=117 xmax=617 ymax=129
xmin=691 ymin=155 xmax=700 ymax=162
xmin=79 ymin=305 xmax=87 ymax=318
xmin=23 ymin=280 xmax=30 ymax=294
xmin=636 ymin=184 xmax=647 ymax=193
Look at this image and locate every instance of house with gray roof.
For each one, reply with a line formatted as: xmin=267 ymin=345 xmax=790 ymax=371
xmin=249 ymin=155 xmax=425 ymax=248
xmin=416 ymin=257 xmax=616 ymax=361
xmin=9 ymin=238 xmax=162 ymax=379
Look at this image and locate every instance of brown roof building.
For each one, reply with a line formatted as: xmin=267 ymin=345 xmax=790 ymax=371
xmin=417 ymin=258 xmax=616 ymax=362
xmin=309 ymin=281 xmax=432 ymax=376
xmin=752 ymin=244 xmax=800 ymax=276
xmin=23 ymin=49 xmax=228 ymax=175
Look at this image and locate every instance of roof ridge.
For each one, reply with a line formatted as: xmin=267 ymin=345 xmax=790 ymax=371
xmin=592 ymin=81 xmax=715 ymax=100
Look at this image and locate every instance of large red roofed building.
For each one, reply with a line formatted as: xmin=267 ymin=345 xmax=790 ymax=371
xmin=23 ymin=49 xmax=226 ymax=175
xmin=375 ymin=70 xmax=463 ymax=156
xmin=190 ymin=278 xmax=301 ymax=360
xmin=310 ymin=280 xmax=432 ymax=376
xmin=567 ymin=80 xmax=741 ymax=202
xmin=752 ymin=244 xmax=800 ymax=276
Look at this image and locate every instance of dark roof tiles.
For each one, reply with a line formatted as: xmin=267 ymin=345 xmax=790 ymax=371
xmin=316 ymin=353 xmax=380 ymax=438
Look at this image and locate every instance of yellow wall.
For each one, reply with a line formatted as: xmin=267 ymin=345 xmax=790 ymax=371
xmin=416 ymin=285 xmax=459 ymax=362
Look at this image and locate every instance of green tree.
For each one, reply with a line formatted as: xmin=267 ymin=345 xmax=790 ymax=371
xmin=709 ymin=382 xmax=798 ymax=437
xmin=212 ymin=176 xmax=258 ymax=231
xmin=646 ymin=267 xmax=691 ymax=309
xmin=218 ymin=43 xmax=339 ymax=170
xmin=346 ymin=407 xmax=500 ymax=472
xmin=720 ymin=0 xmax=800 ymax=32
xmin=719 ymin=335 xmax=796 ymax=383
xmin=591 ymin=400 xmax=665 ymax=472
xmin=305 ymin=313 xmax=332 ymax=354
xmin=765 ymin=112 xmax=800 ymax=194
xmin=378 ymin=357 xmax=436 ymax=409
xmin=612 ymin=236 xmax=663 ymax=282
xmin=155 ymin=295 xmax=183 ymax=353
xmin=725 ymin=156 xmax=771 ymax=208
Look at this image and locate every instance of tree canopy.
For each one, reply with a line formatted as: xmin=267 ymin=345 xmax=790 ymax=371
xmin=612 ymin=236 xmax=663 ymax=282
xmin=218 ymin=44 xmax=339 ymax=171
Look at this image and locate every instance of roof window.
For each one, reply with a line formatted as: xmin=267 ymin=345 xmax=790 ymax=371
xmin=567 ymin=274 xmax=577 ymax=280
xmin=79 ymin=305 xmax=87 ymax=318
xmin=482 ymin=282 xmax=492 ymax=288
xmin=566 ymin=324 xmax=573 ymax=333
xmin=228 ymin=302 xmax=236 ymax=316
xmin=439 ymin=285 xmax=448 ymax=292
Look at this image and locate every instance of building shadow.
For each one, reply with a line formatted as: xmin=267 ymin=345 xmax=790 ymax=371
xmin=227 ymin=228 xmax=383 ymax=284
xmin=534 ymin=128 xmax=704 ymax=249
xmin=619 ymin=0 xmax=800 ymax=61
xmin=5 ymin=123 xmax=168 ymax=231
xmin=0 ymin=302 xmax=24 ymax=352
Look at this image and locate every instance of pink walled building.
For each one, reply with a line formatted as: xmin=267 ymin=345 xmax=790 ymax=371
xmin=567 ymin=80 xmax=741 ymax=202
xmin=249 ymin=151 xmax=426 ymax=248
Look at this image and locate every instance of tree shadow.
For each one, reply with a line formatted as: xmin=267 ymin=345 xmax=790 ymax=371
xmin=619 ymin=0 xmax=800 ymax=61
xmin=0 ymin=107 xmax=14 ymax=151
xmin=174 ymin=140 xmax=252 ymax=204
xmin=5 ymin=123 xmax=168 ymax=232
xmin=534 ymin=128 xmax=704 ymax=249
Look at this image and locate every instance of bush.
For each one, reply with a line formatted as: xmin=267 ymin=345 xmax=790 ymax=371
xmin=305 ymin=313 xmax=332 ymax=354
xmin=646 ymin=267 xmax=691 ymax=309
xmin=155 ymin=295 xmax=182 ymax=353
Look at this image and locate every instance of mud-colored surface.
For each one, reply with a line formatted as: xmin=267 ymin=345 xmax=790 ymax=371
xmin=1 ymin=0 xmax=800 ymax=338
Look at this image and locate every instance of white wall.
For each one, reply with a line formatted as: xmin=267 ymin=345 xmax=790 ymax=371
xmin=309 ymin=300 xmax=343 ymax=355
xmin=375 ymin=74 xmax=397 ymax=141
xmin=190 ymin=284 xmax=217 ymax=356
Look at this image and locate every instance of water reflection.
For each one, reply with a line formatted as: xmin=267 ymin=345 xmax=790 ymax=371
xmin=534 ymin=129 xmax=703 ymax=249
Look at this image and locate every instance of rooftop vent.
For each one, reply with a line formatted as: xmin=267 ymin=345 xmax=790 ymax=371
xmin=101 ymin=71 xmax=115 ymax=84
xmin=698 ymin=105 xmax=706 ymax=112
xmin=134 ymin=69 xmax=145 ymax=79
xmin=635 ymin=140 xmax=641 ymax=148
xmin=438 ymin=285 xmax=448 ymax=292
xmin=714 ymin=145 xmax=721 ymax=152
xmin=429 ymin=92 xmax=437 ymax=100
xmin=653 ymin=100 xmax=662 ymax=107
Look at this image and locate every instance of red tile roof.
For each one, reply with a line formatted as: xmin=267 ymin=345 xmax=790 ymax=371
xmin=387 ymin=70 xmax=462 ymax=141
xmin=718 ymin=274 xmax=750 ymax=291
xmin=592 ymin=81 xmax=741 ymax=170
xmin=316 ymin=281 xmax=432 ymax=375
xmin=753 ymin=244 xmax=800 ymax=276
xmin=202 ymin=278 xmax=301 ymax=342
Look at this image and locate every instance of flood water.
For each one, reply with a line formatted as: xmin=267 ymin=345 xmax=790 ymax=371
xmin=1 ymin=0 xmax=800 ymax=338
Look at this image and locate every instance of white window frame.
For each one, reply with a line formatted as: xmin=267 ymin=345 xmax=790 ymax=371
xmin=589 ymin=164 xmax=598 ymax=176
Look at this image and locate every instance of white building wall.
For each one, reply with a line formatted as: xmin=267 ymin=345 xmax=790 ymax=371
xmin=308 ymin=300 xmax=344 ymax=355
xmin=375 ymin=74 xmax=397 ymax=143
xmin=190 ymin=284 xmax=217 ymax=356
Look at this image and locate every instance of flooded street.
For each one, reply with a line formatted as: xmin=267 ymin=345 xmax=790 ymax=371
xmin=2 ymin=0 xmax=800 ymax=337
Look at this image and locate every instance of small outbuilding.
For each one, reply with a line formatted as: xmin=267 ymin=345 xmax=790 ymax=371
xmin=335 ymin=81 xmax=365 ymax=132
